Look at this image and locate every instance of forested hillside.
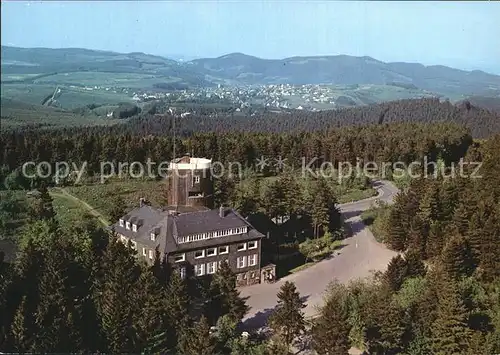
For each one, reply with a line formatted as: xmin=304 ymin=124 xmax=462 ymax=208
xmin=1 ymin=132 xmax=499 ymax=354
xmin=125 ymin=98 xmax=500 ymax=138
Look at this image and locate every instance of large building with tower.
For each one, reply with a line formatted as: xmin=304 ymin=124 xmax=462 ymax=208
xmin=111 ymin=155 xmax=275 ymax=287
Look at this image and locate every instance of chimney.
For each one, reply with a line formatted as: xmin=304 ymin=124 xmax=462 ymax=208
xmin=139 ymin=198 xmax=145 ymax=207
xmin=219 ymin=205 xmax=224 ymax=218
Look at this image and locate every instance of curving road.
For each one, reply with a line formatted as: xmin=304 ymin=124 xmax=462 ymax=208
xmin=241 ymin=180 xmax=399 ymax=328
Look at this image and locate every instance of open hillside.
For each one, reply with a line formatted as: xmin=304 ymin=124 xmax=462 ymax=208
xmin=3 ymin=46 xmax=500 ymax=98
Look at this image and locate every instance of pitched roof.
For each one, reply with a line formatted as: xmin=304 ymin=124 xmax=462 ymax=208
xmin=110 ymin=206 xmax=264 ymax=254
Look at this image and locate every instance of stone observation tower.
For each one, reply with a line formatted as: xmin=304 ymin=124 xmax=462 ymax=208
xmin=166 ymin=155 xmax=214 ymax=209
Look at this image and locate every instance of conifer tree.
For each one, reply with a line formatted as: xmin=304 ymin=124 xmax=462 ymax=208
xmin=311 ymin=283 xmax=351 ymax=355
xmin=98 ymin=237 xmax=141 ymax=353
xmin=363 ymin=291 xmax=406 ymax=355
xmin=179 ymin=315 xmax=216 ymax=355
xmin=386 ymin=208 xmax=407 ymax=251
xmin=478 ymin=214 xmax=500 ymax=282
xmin=384 ymin=255 xmax=409 ymax=291
xmin=165 ymin=270 xmax=191 ymax=351
xmin=431 ymin=280 xmax=472 ymax=355
xmin=11 ymin=296 xmax=31 ymax=353
xmin=404 ymin=249 xmax=427 ymax=278
xmin=29 ymin=183 xmax=56 ymax=221
xmin=31 ymin=244 xmax=75 ymax=353
xmin=0 ymin=252 xmax=12 ymax=346
xmin=452 ymin=203 xmax=472 ymax=236
xmin=11 ymin=239 xmax=44 ymax=349
xmin=441 ymin=235 xmax=474 ymax=279
xmin=108 ymin=195 xmax=127 ymax=223
xmin=407 ymin=214 xmax=428 ymax=259
xmin=208 ymin=260 xmax=248 ymax=324
xmin=279 ymin=173 xmax=302 ymax=220
xmin=268 ymin=281 xmax=306 ymax=349
xmin=467 ymin=209 xmax=485 ymax=267
xmin=418 ymin=183 xmax=441 ymax=223
xmin=133 ymin=267 xmax=169 ymax=352
xmin=426 ymin=221 xmax=445 ymax=259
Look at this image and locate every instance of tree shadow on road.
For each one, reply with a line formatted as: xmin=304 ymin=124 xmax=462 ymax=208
xmin=341 ymin=209 xmax=364 ymax=220
xmin=242 ymin=295 xmax=310 ymax=331
xmin=350 ymin=219 xmax=368 ymax=235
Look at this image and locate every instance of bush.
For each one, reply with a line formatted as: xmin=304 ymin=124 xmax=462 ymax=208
xmin=113 ymin=103 xmax=140 ymax=119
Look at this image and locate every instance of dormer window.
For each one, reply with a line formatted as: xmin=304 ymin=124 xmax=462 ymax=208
xmin=132 ymin=224 xmax=137 ymax=232
xmin=119 ymin=219 xmax=124 ymax=227
xmin=126 ymin=221 xmax=130 ymax=230
xmin=150 ymin=232 xmax=156 ymax=241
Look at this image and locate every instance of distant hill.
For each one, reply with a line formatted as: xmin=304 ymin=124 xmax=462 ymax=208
xmin=0 ymin=46 xmax=213 ymax=88
xmin=2 ymin=45 xmax=500 ymax=98
xmin=190 ymin=53 xmax=500 ymax=96
xmin=459 ymin=96 xmax=500 ymax=113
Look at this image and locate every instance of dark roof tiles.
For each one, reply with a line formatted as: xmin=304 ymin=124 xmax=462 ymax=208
xmin=110 ymin=205 xmax=264 ymax=254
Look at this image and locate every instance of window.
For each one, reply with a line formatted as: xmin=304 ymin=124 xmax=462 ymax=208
xmin=207 ymin=261 xmax=217 ymax=274
xmin=132 ymin=224 xmax=137 ymax=232
xmin=150 ymin=232 xmax=156 ymax=241
xmin=195 ymin=264 xmax=205 ymax=276
xmin=193 ymin=175 xmax=200 ymax=184
xmin=248 ymin=254 xmax=258 ymax=267
xmin=237 ymin=243 xmax=247 ymax=252
xmin=131 ymin=240 xmax=137 ymax=250
xmin=179 ymin=267 xmax=186 ymax=280
xmin=206 ymin=248 xmax=217 ymax=257
xmin=126 ymin=221 xmax=130 ymax=230
xmin=219 ymin=246 xmax=229 ymax=254
xmin=143 ymin=248 xmax=147 ymax=256
xmin=174 ymin=254 xmax=186 ymax=263
xmin=237 ymin=256 xmax=246 ymax=269
xmin=148 ymin=250 xmax=153 ymax=260
xmin=119 ymin=219 xmax=124 ymax=227
xmin=194 ymin=250 xmax=205 ymax=259
xmin=248 ymin=241 xmax=258 ymax=249
xmin=218 ymin=259 xmax=228 ymax=268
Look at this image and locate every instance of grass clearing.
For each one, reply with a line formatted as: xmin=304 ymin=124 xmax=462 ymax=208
xmin=1 ymin=98 xmax=125 ymax=129
xmin=64 ymin=179 xmax=167 ymax=222
xmin=51 ymin=191 xmax=102 ymax=228
xmin=33 ymin=71 xmax=174 ymax=89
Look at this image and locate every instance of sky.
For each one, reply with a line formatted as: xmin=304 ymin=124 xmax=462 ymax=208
xmin=2 ymin=1 xmax=499 ymax=74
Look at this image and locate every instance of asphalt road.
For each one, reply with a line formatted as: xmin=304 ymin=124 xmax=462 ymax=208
xmin=240 ymin=180 xmax=400 ymax=329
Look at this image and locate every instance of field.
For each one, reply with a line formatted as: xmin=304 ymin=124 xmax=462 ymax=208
xmin=65 ymin=179 xmax=167 ymax=221
xmin=51 ymin=87 xmax=133 ymax=109
xmin=1 ymin=83 xmax=56 ymax=105
xmin=1 ymin=73 xmax=43 ymax=81
xmin=285 ymin=84 xmax=439 ymax=109
xmin=51 ymin=191 xmax=102 ymax=228
xmin=33 ymin=71 xmax=179 ymax=89
xmin=1 ymin=98 xmax=125 ymax=129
